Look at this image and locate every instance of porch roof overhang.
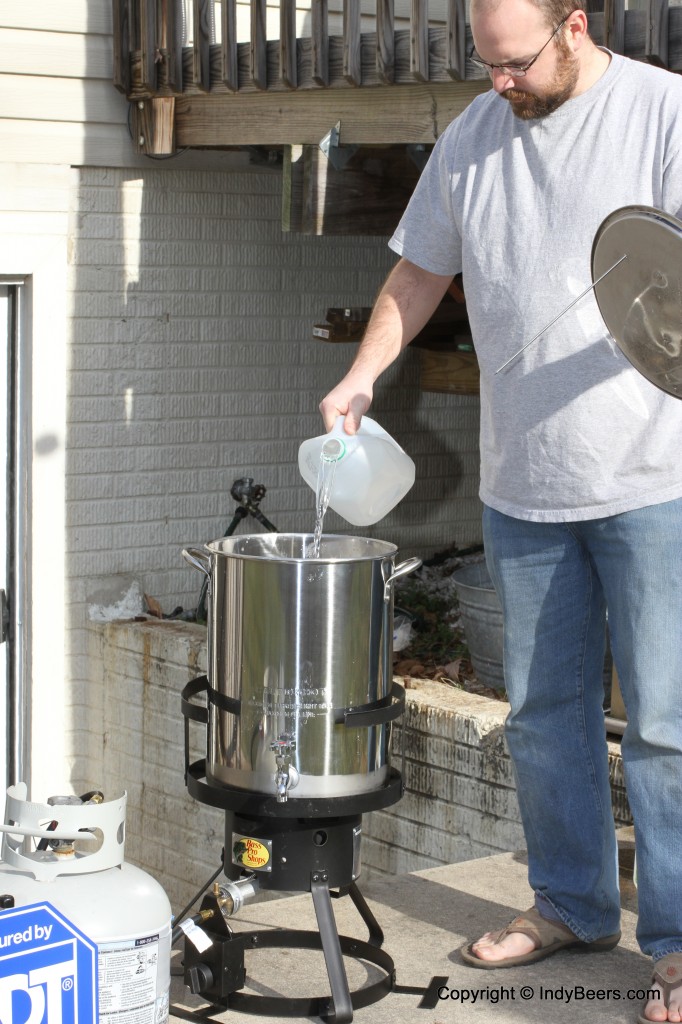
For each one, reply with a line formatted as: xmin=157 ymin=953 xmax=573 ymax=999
xmin=113 ymin=1 xmax=682 ymax=157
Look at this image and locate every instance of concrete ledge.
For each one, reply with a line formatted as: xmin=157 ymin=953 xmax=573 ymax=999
xmin=86 ymin=620 xmax=631 ymax=909
xmin=370 ymin=678 xmax=629 ymax=877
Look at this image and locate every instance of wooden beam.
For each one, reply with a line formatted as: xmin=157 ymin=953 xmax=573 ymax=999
xmin=192 ymin=0 xmax=211 ymax=90
xmin=343 ymin=0 xmax=361 ymax=85
xmin=411 ymin=0 xmax=429 ymax=82
xmin=280 ymin=0 xmax=297 ymax=88
xmin=602 ymin=0 xmax=625 ymax=54
xmin=376 ymin=0 xmax=395 ymax=83
xmin=132 ymin=96 xmax=176 ymax=155
xmin=445 ymin=0 xmax=466 ymax=80
xmin=251 ymin=0 xmax=268 ymax=88
xmin=160 ymin=0 xmax=183 ymax=93
xmin=645 ymin=0 xmax=668 ymax=66
xmin=139 ymin=0 xmax=158 ymax=90
xmin=175 ymin=81 xmax=491 ymax=146
xmin=112 ymin=0 xmax=131 ymax=94
xmin=311 ymin=0 xmax=329 ymax=86
xmin=221 ymin=0 xmax=238 ymax=90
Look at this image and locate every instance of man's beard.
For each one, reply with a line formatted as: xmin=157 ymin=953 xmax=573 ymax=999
xmin=503 ymin=45 xmax=579 ymax=120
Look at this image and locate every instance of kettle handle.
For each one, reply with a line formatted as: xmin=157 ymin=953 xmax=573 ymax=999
xmin=384 ymin=556 xmax=422 ymax=602
xmin=182 ymin=546 xmax=211 ymax=579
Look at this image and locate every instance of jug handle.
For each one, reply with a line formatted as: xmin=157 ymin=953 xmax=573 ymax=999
xmin=182 ymin=547 xmax=211 ymax=579
xmin=383 ymin=557 xmax=422 ymax=602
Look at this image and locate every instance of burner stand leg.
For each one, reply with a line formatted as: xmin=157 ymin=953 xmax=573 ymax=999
xmin=348 ymin=881 xmax=383 ymax=947
xmin=311 ymin=875 xmax=353 ymax=1024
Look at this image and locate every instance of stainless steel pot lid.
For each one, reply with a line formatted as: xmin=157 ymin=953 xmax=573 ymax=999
xmin=591 ymin=205 xmax=682 ymax=397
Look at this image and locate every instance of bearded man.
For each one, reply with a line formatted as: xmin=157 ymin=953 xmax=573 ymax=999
xmin=319 ymin=3 xmax=682 ymax=1021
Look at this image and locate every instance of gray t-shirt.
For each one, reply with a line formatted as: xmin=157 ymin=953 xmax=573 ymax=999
xmin=390 ymin=52 xmax=682 ymax=522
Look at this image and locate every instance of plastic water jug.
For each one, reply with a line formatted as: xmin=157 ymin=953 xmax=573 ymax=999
xmin=298 ymin=415 xmax=416 ymax=526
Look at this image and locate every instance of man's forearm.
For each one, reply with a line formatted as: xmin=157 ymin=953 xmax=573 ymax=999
xmin=319 ymin=257 xmax=452 ymax=431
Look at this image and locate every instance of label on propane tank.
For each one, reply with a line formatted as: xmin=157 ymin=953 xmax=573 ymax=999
xmin=97 ymin=923 xmax=171 ymax=1024
xmin=0 ymin=901 xmax=98 ymax=1024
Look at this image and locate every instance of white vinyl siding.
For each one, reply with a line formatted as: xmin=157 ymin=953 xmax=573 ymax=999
xmin=0 ymin=0 xmax=130 ymax=167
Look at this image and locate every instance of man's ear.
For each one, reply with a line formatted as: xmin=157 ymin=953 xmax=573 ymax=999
xmin=565 ymin=9 xmax=589 ymax=52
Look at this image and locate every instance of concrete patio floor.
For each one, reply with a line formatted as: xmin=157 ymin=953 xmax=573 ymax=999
xmin=169 ymin=849 xmax=651 ymax=1024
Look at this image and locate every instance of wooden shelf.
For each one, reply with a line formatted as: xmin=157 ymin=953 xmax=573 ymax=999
xmin=419 ymin=344 xmax=479 ymax=395
xmin=313 ymin=289 xmax=480 ymax=395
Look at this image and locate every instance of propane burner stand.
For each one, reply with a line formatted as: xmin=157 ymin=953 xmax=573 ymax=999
xmin=181 ymin=676 xmax=409 ymax=1022
xmin=182 ymin=873 xmax=395 ymax=1022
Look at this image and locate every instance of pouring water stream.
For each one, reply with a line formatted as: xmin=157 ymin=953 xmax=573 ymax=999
xmin=309 ymin=439 xmax=343 ymax=558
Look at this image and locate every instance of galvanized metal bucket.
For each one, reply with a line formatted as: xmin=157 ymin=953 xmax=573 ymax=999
xmin=452 ymin=561 xmax=505 ymax=691
xmin=183 ymin=534 xmax=420 ymax=801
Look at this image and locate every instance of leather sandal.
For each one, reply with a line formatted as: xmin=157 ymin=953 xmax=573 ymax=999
xmin=460 ymin=906 xmax=621 ymax=969
xmin=637 ymin=952 xmax=682 ymax=1023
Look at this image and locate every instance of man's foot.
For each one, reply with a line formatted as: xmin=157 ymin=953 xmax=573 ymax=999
xmin=639 ymin=955 xmax=682 ymax=1023
xmin=470 ymin=927 xmax=536 ymax=963
xmin=460 ymin=907 xmax=621 ymax=970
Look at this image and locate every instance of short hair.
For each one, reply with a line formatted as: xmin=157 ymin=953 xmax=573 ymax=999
xmin=530 ymin=0 xmax=582 ymax=29
xmin=471 ymin=0 xmax=581 ymax=32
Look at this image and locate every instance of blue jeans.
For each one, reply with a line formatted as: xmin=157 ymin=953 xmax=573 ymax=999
xmin=482 ymin=499 xmax=682 ymax=960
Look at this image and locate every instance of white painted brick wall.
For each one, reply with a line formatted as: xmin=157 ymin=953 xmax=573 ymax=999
xmin=66 ymin=167 xmax=482 ymax=599
xmin=66 ymin=164 xmax=483 ymax=793
xmin=85 ymin=621 xmax=631 ymax=911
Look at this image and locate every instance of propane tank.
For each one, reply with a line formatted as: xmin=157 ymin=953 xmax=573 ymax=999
xmin=0 ymin=783 xmax=172 ymax=1024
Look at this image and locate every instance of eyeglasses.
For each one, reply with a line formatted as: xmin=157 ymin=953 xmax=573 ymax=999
xmin=469 ymin=12 xmax=572 ymax=77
